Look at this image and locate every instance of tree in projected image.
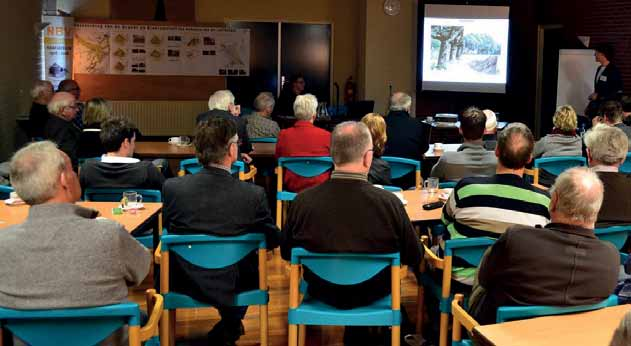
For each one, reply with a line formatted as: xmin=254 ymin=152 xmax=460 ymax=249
xmin=431 ymin=26 xmax=464 ymax=70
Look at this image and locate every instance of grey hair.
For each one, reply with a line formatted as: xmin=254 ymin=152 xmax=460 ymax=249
xmin=30 ymin=80 xmax=52 ymax=99
xmin=550 ymin=167 xmax=604 ymax=225
xmin=293 ymin=94 xmax=318 ymax=121
xmin=9 ymin=141 xmax=66 ymax=205
xmin=331 ymin=121 xmax=372 ymax=165
xmin=389 ymin=92 xmax=412 ymax=112
xmin=253 ymin=92 xmax=275 ymax=112
xmin=47 ymin=93 xmax=74 ymax=115
xmin=208 ymin=90 xmax=235 ymax=111
xmin=584 ymin=124 xmax=629 ymax=165
xmin=610 ymin=311 xmax=631 ymax=346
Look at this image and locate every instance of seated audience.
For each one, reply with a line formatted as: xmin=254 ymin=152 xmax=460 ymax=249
xmin=163 ymin=117 xmax=280 ymax=345
xmin=246 ymin=92 xmax=280 ymax=138
xmin=275 ymin=94 xmax=331 ymax=192
xmin=534 ymin=105 xmax=582 ymax=158
xmin=442 ymin=123 xmax=550 ymax=283
xmin=593 ymin=100 xmax=631 ymax=147
xmin=281 ymin=121 xmax=422 ymax=343
xmin=77 ymin=97 xmax=111 ymax=159
xmin=197 ymin=90 xmax=252 ymax=162
xmin=0 ymin=141 xmax=150 ymax=310
xmin=584 ymin=124 xmax=631 ymax=226
xmin=45 ymin=91 xmax=82 ymax=170
xmin=361 ymin=113 xmax=391 ymax=185
xmin=469 ymin=167 xmax=619 ymax=325
xmin=482 ymin=109 xmax=497 ymax=151
xmin=57 ymin=79 xmax=84 ymax=128
xmin=80 ymin=118 xmax=164 ymax=191
xmin=28 ymin=80 xmax=53 ymax=139
xmin=430 ymin=107 xmax=497 ymax=181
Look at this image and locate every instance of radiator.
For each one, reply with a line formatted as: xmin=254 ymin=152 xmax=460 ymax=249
xmin=111 ymin=101 xmax=208 ymax=136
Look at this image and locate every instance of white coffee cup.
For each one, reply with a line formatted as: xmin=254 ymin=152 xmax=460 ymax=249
xmin=168 ymin=136 xmax=181 ymax=145
xmin=434 ymin=142 xmax=443 ymax=150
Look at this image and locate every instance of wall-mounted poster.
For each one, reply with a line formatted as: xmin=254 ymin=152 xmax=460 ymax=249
xmin=73 ymin=23 xmax=250 ymax=77
xmin=42 ymin=16 xmax=74 ymax=88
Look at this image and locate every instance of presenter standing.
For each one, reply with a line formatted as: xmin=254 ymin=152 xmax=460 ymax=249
xmin=586 ymin=44 xmax=624 ymax=118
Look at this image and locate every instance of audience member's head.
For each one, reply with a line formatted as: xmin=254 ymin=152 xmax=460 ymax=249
xmin=83 ymin=97 xmax=112 ymax=126
xmin=496 ymin=123 xmax=534 ymax=170
xmin=621 ymin=95 xmax=631 ymax=117
xmin=552 ymin=105 xmax=578 ymax=133
xmin=594 ymin=44 xmax=614 ymax=65
xmin=30 ymin=80 xmax=54 ymax=105
xmin=610 ymin=311 xmax=631 ymax=346
xmin=100 ymin=118 xmax=138 ymax=157
xmin=288 ymin=74 xmax=305 ymax=95
xmin=584 ymin=124 xmax=628 ymax=168
xmin=482 ymin=109 xmax=497 ymax=134
xmin=208 ymin=90 xmax=235 ymax=112
xmin=330 ymin=121 xmax=373 ymax=173
xmin=47 ymin=92 xmax=78 ymax=121
xmin=194 ymin=116 xmax=238 ymax=168
xmin=293 ymin=94 xmax=318 ymax=122
xmin=549 ymin=167 xmax=604 ymax=228
xmin=57 ymin=79 xmax=81 ymax=100
xmin=459 ymin=107 xmax=486 ymax=141
xmin=9 ymin=141 xmax=81 ymax=205
xmin=600 ymin=100 xmax=624 ymax=124
xmin=389 ymin=92 xmax=412 ymax=113
xmin=361 ymin=113 xmax=387 ymax=157
xmin=254 ymin=92 xmax=275 ymax=117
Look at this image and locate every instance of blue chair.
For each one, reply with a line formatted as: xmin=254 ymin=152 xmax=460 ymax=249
xmin=439 ymin=181 xmax=457 ymax=189
xmin=178 ymin=158 xmax=257 ymax=182
xmin=83 ymin=188 xmax=161 ymax=249
xmin=276 ymin=157 xmax=334 ymax=228
xmin=595 ymin=225 xmax=631 ymax=264
xmin=287 ymin=248 xmax=402 ymax=346
xmin=158 ymin=231 xmax=269 ymax=346
xmin=250 ymin=137 xmax=278 ymax=143
xmin=533 ymin=156 xmax=587 ymax=185
xmin=381 ymin=156 xmax=422 ymax=189
xmin=620 ymin=152 xmax=631 ymax=173
xmin=0 ymin=289 xmax=163 ymax=346
xmin=418 ymin=236 xmax=496 ymax=346
xmin=382 ymin=185 xmax=403 ymax=192
xmin=0 ymin=185 xmax=14 ymax=200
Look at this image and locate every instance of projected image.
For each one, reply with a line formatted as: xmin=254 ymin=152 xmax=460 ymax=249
xmin=423 ymin=18 xmax=509 ymax=85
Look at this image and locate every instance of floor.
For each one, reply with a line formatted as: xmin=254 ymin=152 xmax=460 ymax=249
xmin=129 ymin=253 xmax=421 ymax=346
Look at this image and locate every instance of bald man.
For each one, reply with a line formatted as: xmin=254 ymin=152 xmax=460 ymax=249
xmin=45 ymin=92 xmax=82 ymax=170
xmin=469 ymin=167 xmax=619 ymax=325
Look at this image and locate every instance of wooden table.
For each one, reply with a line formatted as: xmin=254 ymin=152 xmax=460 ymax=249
xmin=423 ymin=143 xmax=462 ymax=159
xmin=402 ymin=189 xmax=446 ymax=222
xmin=472 ymin=304 xmax=631 ymax=346
xmin=0 ymin=202 xmax=162 ymax=235
xmin=134 ymin=141 xmax=195 ymax=159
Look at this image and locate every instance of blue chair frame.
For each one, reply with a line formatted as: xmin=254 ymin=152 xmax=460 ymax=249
xmin=158 ymin=231 xmax=269 ymax=346
xmin=619 ymin=153 xmax=631 ymax=174
xmin=0 ymin=185 xmax=14 ymax=200
xmin=276 ymin=157 xmax=334 ymax=228
xmin=178 ymin=158 xmax=256 ymax=181
xmin=496 ymin=295 xmax=618 ymax=323
xmin=287 ymin=248 xmax=401 ymax=346
xmin=83 ymin=188 xmax=161 ymax=249
xmin=533 ymin=156 xmax=587 ymax=185
xmin=595 ymin=225 xmax=631 ymax=264
xmin=249 ymin=137 xmax=278 ymax=143
xmin=381 ymin=156 xmax=422 ymax=189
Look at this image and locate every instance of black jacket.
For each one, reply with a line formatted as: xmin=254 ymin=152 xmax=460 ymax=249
xmin=469 ymin=223 xmax=618 ymax=325
xmin=368 ymin=157 xmax=392 ymax=186
xmin=595 ymin=63 xmax=624 ymax=101
xmin=29 ymin=102 xmax=49 ymax=139
xmin=163 ymin=167 xmax=280 ymax=307
xmin=383 ymin=111 xmax=428 ymax=161
xmin=196 ymin=109 xmax=252 ymax=154
xmin=79 ymin=160 xmax=165 ymax=191
xmin=77 ymin=124 xmax=105 ymax=159
xmin=44 ymin=115 xmax=82 ymax=169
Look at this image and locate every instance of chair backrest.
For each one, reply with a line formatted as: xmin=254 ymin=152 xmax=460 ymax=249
xmin=444 ymin=237 xmax=496 ymax=267
xmin=250 ymin=137 xmax=278 ymax=143
xmin=179 ymin=157 xmax=245 ymax=176
xmin=595 ymin=225 xmax=631 ymax=250
xmin=78 ymin=157 xmax=101 ymax=166
xmin=0 ymin=302 xmax=141 ymax=346
xmin=84 ymin=188 xmax=162 ymax=202
xmin=382 ymin=185 xmax=403 ymax=192
xmin=533 ymin=156 xmax=587 ymax=176
xmin=161 ymin=232 xmax=266 ymax=269
xmin=439 ymin=181 xmax=457 ymax=189
xmin=277 ymin=157 xmax=334 ymax=179
xmin=289 ymin=247 xmax=399 ymax=286
xmin=620 ymin=153 xmax=631 ymax=173
xmin=496 ymin=295 xmax=618 ymax=323
xmin=381 ymin=156 xmax=421 ymax=179
xmin=0 ymin=185 xmax=14 ymax=200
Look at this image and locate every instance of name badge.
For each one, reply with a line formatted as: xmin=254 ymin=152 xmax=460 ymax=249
xmin=600 ymin=75 xmax=608 ymax=82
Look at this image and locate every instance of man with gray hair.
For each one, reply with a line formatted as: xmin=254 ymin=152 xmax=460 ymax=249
xmin=45 ymin=91 xmax=82 ymax=170
xmin=282 ymin=121 xmax=422 ymax=343
xmin=383 ymin=92 xmax=428 ymax=188
xmin=584 ymin=123 xmax=631 ymax=226
xmin=197 ymin=89 xmax=252 ymax=161
xmin=29 ymin=80 xmax=53 ymax=138
xmin=0 ymin=141 xmax=150 ymax=310
xmin=469 ymin=167 xmax=619 ymax=325
xmin=246 ymin=92 xmax=280 ymax=138
xmin=275 ymin=94 xmax=331 ymax=192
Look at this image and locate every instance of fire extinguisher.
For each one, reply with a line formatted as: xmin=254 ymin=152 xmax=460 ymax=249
xmin=344 ymin=76 xmax=356 ymax=104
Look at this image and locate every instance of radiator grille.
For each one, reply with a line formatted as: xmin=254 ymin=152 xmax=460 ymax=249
xmin=111 ymin=101 xmax=208 ymax=136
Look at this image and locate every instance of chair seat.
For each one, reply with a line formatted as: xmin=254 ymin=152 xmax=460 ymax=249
xmin=164 ymin=290 xmax=269 ymax=310
xmin=277 ymin=191 xmax=297 ymax=201
xmin=288 ymin=295 xmax=401 ymax=326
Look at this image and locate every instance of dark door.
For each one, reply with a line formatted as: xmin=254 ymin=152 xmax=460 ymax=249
xmin=540 ymin=27 xmax=564 ymax=135
xmin=281 ymin=23 xmax=332 ymax=103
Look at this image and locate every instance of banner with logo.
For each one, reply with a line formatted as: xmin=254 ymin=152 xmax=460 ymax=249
xmin=42 ymin=16 xmax=74 ymax=88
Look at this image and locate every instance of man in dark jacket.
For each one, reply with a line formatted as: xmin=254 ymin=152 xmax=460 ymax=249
xmin=469 ymin=167 xmax=619 ymax=325
xmin=586 ymin=44 xmax=624 ymax=118
xmin=44 ymin=92 xmax=81 ymax=170
xmin=163 ymin=117 xmax=280 ymax=345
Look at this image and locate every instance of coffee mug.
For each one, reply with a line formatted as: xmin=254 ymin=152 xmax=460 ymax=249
xmin=423 ymin=177 xmax=440 ymax=193
xmin=122 ymin=191 xmax=143 ymax=209
xmin=434 ymin=142 xmax=444 ymax=150
xmin=168 ymin=136 xmax=181 ymax=145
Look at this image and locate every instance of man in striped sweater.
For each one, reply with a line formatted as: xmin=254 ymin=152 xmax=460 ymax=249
xmin=441 ymin=122 xmax=551 ymax=284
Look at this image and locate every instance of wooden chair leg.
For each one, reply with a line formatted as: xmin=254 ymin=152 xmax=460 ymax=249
xmin=298 ymin=325 xmax=306 ymax=346
xmin=260 ymin=304 xmax=269 ymax=346
xmin=439 ymin=312 xmax=449 ymax=346
xmin=159 ymin=309 xmax=169 ymax=346
xmin=416 ymin=286 xmax=424 ymax=333
xmin=276 ymin=200 xmax=282 ymax=229
xmin=169 ymin=310 xmax=177 ymax=346
xmin=129 ymin=325 xmax=141 ymax=346
xmin=288 ymin=324 xmax=298 ymax=346
xmin=392 ymin=325 xmax=401 ymax=346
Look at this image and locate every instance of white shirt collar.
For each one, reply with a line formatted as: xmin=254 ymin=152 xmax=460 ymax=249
xmin=100 ymin=155 xmax=140 ymax=164
xmin=591 ymin=165 xmax=619 ymax=173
